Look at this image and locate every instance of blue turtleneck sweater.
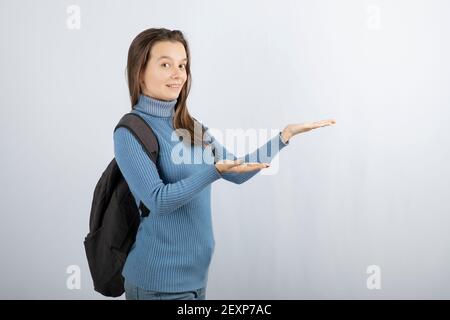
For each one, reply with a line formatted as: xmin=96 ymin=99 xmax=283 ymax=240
xmin=113 ymin=94 xmax=289 ymax=293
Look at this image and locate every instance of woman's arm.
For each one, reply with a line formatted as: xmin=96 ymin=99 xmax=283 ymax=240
xmin=114 ymin=127 xmax=222 ymax=216
xmin=201 ymin=117 xmax=337 ymax=184
xmin=204 ymin=126 xmax=290 ymax=184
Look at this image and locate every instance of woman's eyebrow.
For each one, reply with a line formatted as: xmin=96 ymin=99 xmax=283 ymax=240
xmin=157 ymin=56 xmax=188 ymax=62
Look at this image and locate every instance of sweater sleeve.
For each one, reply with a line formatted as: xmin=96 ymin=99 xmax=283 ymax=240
xmin=203 ymin=126 xmax=290 ymax=185
xmin=114 ymin=127 xmax=222 ymax=216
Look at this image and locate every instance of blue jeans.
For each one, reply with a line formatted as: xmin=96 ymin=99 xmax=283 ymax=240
xmin=124 ymin=279 xmax=206 ymax=300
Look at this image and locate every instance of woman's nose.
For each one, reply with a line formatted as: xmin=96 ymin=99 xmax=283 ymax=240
xmin=171 ymin=68 xmax=184 ymax=78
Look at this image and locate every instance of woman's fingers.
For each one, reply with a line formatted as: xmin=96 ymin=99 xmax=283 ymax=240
xmin=215 ymin=159 xmax=245 ymax=173
xmin=216 ymin=159 xmax=271 ymax=174
xmin=313 ymin=119 xmax=336 ymax=128
xmin=218 ymin=159 xmax=243 ymax=168
xmin=228 ymin=162 xmax=270 ymax=173
xmin=288 ymin=119 xmax=337 ymax=135
xmin=242 ymin=162 xmax=269 ymax=168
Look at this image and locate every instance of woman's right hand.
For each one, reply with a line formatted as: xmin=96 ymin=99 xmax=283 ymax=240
xmin=215 ymin=159 xmax=270 ymax=174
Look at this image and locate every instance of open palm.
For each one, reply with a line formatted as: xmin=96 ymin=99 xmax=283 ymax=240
xmin=215 ymin=160 xmax=269 ymax=174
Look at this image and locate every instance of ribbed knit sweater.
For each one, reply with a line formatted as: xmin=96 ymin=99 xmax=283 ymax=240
xmin=113 ymin=94 xmax=289 ymax=292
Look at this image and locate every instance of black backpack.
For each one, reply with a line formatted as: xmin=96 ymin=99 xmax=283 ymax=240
xmin=84 ymin=112 xmax=159 ymax=297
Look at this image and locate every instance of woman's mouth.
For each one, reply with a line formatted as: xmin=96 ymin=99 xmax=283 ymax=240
xmin=166 ymin=84 xmax=181 ymax=89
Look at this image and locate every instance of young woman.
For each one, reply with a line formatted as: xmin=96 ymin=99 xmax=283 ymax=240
xmin=114 ymin=28 xmax=336 ymax=300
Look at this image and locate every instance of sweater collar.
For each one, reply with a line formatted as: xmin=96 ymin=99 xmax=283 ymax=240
xmin=134 ymin=94 xmax=178 ymax=118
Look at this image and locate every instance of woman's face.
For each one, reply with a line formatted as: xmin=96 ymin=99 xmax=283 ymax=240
xmin=140 ymin=41 xmax=188 ymax=101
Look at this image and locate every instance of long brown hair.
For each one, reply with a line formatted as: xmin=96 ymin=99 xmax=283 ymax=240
xmin=126 ymin=28 xmax=205 ymax=146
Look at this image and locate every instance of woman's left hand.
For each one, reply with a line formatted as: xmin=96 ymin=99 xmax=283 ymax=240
xmin=281 ymin=119 xmax=337 ymax=143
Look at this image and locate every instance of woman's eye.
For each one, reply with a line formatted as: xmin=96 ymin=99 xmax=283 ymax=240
xmin=161 ymin=63 xmax=186 ymax=69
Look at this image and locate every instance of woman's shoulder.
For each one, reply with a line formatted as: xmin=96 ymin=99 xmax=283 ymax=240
xmin=192 ymin=116 xmax=210 ymax=132
xmin=113 ymin=110 xmax=156 ymax=141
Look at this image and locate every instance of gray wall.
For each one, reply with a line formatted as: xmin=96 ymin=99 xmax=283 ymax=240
xmin=1 ymin=0 xmax=449 ymax=299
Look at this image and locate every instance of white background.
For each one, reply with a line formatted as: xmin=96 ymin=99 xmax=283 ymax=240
xmin=1 ymin=0 xmax=449 ymax=299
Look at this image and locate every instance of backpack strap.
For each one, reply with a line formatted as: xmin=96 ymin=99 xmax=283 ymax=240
xmin=115 ymin=113 xmax=159 ymax=164
xmin=114 ymin=112 xmax=158 ymax=218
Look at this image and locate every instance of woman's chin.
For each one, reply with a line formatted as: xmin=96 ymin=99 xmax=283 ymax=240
xmin=156 ymin=93 xmax=178 ymax=101
xmin=166 ymin=94 xmax=180 ymax=101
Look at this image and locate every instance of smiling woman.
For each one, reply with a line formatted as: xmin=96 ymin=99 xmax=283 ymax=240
xmin=140 ymin=42 xmax=188 ymax=101
xmin=126 ymin=29 xmax=205 ymax=147
xmin=107 ymin=27 xmax=335 ymax=301
xmin=110 ymin=27 xmax=290 ymax=301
